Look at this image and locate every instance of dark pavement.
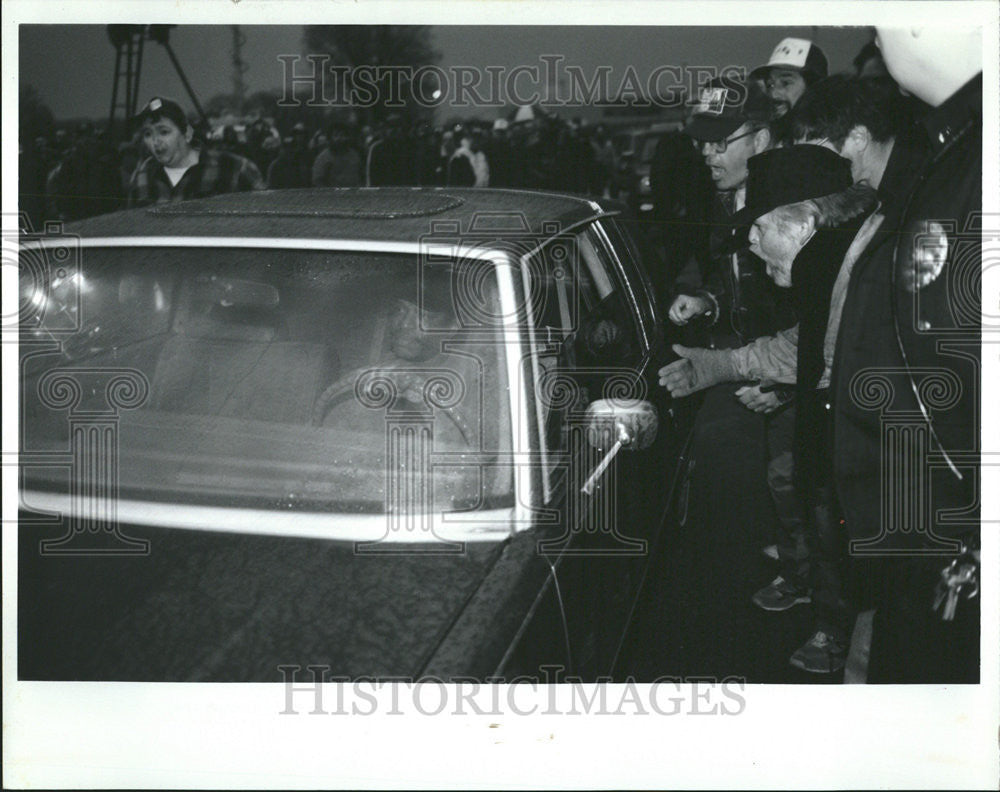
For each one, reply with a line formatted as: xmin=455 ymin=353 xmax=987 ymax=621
xmin=617 ymin=387 xmax=844 ymax=684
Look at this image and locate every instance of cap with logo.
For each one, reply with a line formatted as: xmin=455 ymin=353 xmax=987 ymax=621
xmin=134 ymin=96 xmax=190 ymax=132
xmin=751 ymin=37 xmax=829 ymax=83
xmin=684 ymin=77 xmax=773 ymax=142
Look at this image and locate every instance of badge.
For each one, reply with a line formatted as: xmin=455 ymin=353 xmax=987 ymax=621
xmin=902 ymin=220 xmax=949 ymax=293
xmin=696 ymin=87 xmax=728 ymax=116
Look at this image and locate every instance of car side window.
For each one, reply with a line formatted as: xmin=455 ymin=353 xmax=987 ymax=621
xmin=597 ymin=217 xmax=663 ymax=345
xmin=527 ymin=226 xmax=644 ymax=496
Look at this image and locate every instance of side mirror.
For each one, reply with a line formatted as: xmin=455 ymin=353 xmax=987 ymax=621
xmin=581 ymin=399 xmax=658 ymax=495
xmin=585 ymin=398 xmax=658 ymax=451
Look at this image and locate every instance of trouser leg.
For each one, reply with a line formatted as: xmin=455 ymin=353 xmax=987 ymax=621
xmin=804 ymin=483 xmax=853 ymax=641
xmin=765 ymin=405 xmax=808 ymax=587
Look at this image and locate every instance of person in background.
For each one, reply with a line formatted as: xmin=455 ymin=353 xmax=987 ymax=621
xmin=127 ymin=97 xmax=264 ymax=208
xmin=245 ymin=117 xmax=281 ymax=176
xmin=366 ymin=115 xmax=416 ymax=186
xmin=311 ymin=123 xmax=362 ymax=188
xmin=750 ymin=37 xmax=829 ymax=118
xmin=852 ymin=41 xmax=888 ymax=79
xmin=648 ymin=129 xmax=713 ymax=298
xmin=267 ymin=122 xmax=312 ymax=189
xmin=787 ymin=74 xmax=921 ymax=198
xmin=447 ymin=126 xmax=488 ymax=187
xmin=487 ymin=118 xmax=516 ymax=188
xmin=46 ymin=122 xmax=123 ymax=221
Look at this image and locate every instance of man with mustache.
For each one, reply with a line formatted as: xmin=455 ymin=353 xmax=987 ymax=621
xmin=750 ymin=37 xmax=829 ymax=119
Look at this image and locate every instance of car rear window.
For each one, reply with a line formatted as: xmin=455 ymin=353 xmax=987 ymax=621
xmin=20 ymin=246 xmax=514 ymax=514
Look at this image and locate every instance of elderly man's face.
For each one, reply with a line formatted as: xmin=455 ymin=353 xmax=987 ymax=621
xmin=748 ymin=209 xmax=807 ymax=287
xmin=766 ymin=68 xmax=809 ymax=117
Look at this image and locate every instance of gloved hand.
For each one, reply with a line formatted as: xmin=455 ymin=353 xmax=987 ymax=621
xmin=658 ymin=344 xmax=739 ymax=397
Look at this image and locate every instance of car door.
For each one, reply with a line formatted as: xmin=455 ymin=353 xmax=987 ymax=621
xmin=513 ymin=218 xmax=673 ymax=679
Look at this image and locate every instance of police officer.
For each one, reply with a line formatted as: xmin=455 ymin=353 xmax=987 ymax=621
xmin=832 ymin=27 xmax=982 ymax=683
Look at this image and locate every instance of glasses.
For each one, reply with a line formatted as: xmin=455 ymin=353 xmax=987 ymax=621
xmin=692 ymin=128 xmax=758 ymax=154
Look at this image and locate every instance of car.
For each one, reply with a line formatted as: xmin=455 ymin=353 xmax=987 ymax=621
xmin=17 ymin=186 xmax=677 ymax=682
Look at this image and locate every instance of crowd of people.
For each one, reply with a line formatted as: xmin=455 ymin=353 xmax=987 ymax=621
xmin=18 ymin=99 xmax=631 ymax=229
xmin=17 ymin=28 xmax=982 ymax=684
xmin=658 ymin=30 xmax=981 ymax=682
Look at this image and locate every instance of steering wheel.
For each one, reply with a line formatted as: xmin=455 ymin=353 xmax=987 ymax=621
xmin=312 ymin=365 xmax=475 ymax=446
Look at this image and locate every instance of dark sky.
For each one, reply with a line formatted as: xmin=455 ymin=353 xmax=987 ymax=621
xmin=20 ymin=25 xmax=873 ymax=121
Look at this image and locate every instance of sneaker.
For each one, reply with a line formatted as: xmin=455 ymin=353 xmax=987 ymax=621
xmin=752 ymin=575 xmax=811 ymax=611
xmin=761 ymin=544 xmax=779 ymax=561
xmin=789 ymin=630 xmax=847 ymax=674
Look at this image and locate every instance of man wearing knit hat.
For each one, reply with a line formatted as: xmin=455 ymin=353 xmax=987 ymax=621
xmin=661 ymin=145 xmax=880 ymax=673
xmin=751 ymin=37 xmax=829 ymax=118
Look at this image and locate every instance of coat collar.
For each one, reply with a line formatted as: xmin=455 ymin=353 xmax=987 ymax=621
xmin=920 ymin=73 xmax=981 ymax=157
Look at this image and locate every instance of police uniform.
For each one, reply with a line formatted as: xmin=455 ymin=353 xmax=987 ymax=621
xmin=831 ymin=74 xmax=981 ymax=682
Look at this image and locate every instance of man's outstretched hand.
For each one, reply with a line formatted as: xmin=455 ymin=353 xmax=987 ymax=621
xmin=658 ymin=344 xmax=739 ymax=397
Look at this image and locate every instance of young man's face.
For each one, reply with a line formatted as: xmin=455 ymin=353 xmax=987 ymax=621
xmin=766 ymin=68 xmax=809 ymax=117
xmin=142 ymin=117 xmax=192 ymax=168
xmin=700 ymin=123 xmax=763 ymax=192
xmin=795 ymin=132 xmax=867 ymax=185
xmin=748 ymin=209 xmax=806 ymax=287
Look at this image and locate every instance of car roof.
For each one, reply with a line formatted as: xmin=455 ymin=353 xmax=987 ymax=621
xmin=64 ymin=187 xmax=614 ymax=243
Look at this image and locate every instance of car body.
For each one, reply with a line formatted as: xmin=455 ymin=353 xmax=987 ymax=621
xmin=18 ymin=187 xmax=675 ymax=682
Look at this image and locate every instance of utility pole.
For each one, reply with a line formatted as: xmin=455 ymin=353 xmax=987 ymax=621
xmin=231 ymin=25 xmax=248 ymax=115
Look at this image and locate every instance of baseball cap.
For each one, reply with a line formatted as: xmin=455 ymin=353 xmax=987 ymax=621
xmin=751 ymin=38 xmax=829 ymax=82
xmin=684 ymin=77 xmax=773 ymax=142
xmin=134 ymin=96 xmax=190 ymax=132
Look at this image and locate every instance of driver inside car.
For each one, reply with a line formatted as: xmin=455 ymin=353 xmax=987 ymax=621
xmin=312 ymin=271 xmax=479 ymax=447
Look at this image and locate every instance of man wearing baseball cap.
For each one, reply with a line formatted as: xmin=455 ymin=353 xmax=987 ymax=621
xmin=672 ymin=77 xmax=781 ymax=330
xmin=127 ymin=96 xmax=265 ymax=208
xmin=666 ymin=77 xmax=806 ymax=626
xmin=751 ymin=37 xmax=829 ymax=118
